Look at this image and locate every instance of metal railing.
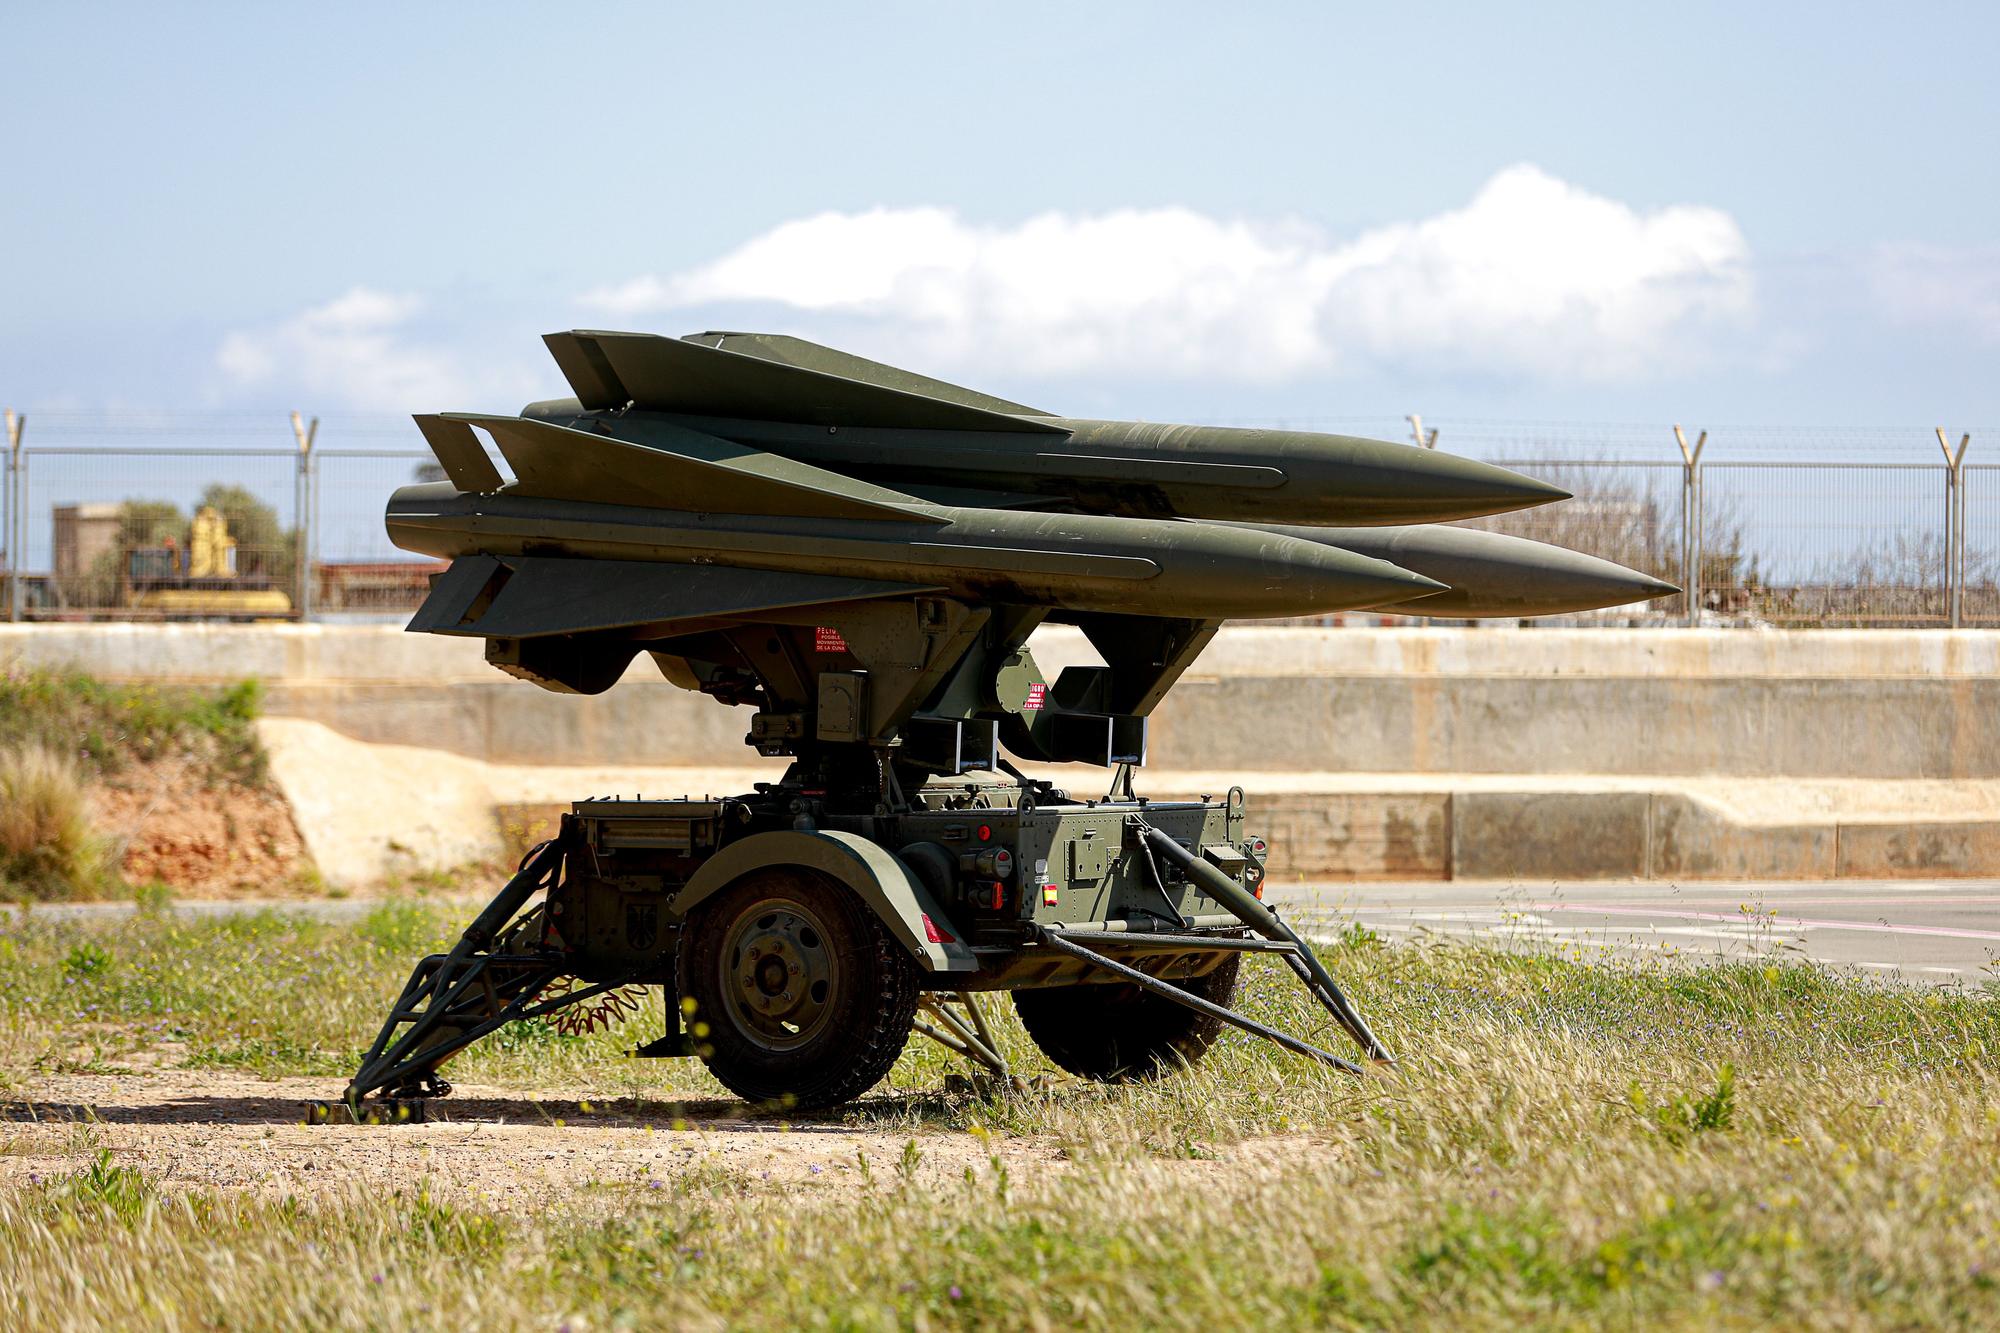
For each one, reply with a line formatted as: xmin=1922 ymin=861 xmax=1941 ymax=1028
xmin=0 ymin=412 xmax=1990 ymax=627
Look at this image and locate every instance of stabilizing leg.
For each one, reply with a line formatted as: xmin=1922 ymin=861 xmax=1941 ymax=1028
xmin=329 ymin=838 xmax=647 ymax=1118
xmin=1135 ymin=820 xmax=1391 ymax=1063
xmin=914 ymin=992 xmax=1012 ymax=1081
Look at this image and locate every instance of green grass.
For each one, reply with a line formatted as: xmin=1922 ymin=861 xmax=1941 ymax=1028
xmin=0 ymin=664 xmax=266 ymax=784
xmin=0 ymin=905 xmax=1997 ymax=1327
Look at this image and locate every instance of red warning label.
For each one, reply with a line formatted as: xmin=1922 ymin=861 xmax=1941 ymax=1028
xmin=814 ymin=626 xmax=849 ymax=653
xmin=1023 ymin=682 xmax=1047 ymax=711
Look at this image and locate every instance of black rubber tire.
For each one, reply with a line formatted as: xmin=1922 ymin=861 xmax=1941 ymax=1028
xmin=678 ymin=869 xmax=919 ymax=1111
xmin=1012 ymin=954 xmax=1243 ymax=1082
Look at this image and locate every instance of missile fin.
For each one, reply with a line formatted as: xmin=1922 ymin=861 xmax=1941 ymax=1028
xmin=679 ymin=331 xmax=1053 ymax=416
xmin=405 ymin=553 xmax=505 ymax=633
xmin=428 ymin=556 xmax=941 ymax=639
xmin=413 ymin=415 xmax=505 ymax=493
xmin=446 ymin=412 xmax=944 ymax=524
xmin=549 ymin=329 xmax=1070 ymax=434
xmin=542 ymin=333 xmax=630 ymax=410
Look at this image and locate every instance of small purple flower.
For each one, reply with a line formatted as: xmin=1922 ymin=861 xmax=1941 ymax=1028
xmin=809 ymin=1164 xmax=822 ymax=1174
xmin=949 ymin=1286 xmax=963 ymax=1301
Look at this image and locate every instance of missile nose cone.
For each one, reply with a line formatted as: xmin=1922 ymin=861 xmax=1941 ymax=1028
xmin=1370 ymin=454 xmax=1572 ymax=523
xmin=1223 ymin=522 xmax=1681 ymax=617
xmin=1373 ymin=562 xmax=1453 ymax=600
xmin=1253 ymin=430 xmax=1576 ymax=525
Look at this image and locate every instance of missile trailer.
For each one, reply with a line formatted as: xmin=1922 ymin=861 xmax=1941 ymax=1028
xmin=330 ymin=330 xmax=1671 ymax=1120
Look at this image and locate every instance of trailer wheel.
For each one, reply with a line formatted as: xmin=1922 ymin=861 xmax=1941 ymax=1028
xmin=1013 ymin=955 xmax=1243 ymax=1082
xmin=678 ymin=869 xmax=919 ymax=1110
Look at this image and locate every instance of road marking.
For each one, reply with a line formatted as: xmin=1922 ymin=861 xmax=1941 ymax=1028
xmin=1524 ymin=902 xmax=2000 ymax=942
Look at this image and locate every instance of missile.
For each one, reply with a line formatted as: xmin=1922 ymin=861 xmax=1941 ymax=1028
xmin=1232 ymin=522 xmax=1679 ymax=617
xmin=524 ymin=330 xmax=1571 ymax=526
xmin=387 ymin=415 xmax=1449 ymax=632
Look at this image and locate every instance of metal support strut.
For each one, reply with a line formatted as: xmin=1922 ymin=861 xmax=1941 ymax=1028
xmin=1024 ymin=816 xmax=1394 ymax=1074
xmin=334 ymin=838 xmax=646 ymax=1114
xmin=1034 ymin=927 xmax=1365 ymax=1076
xmin=914 ymin=992 xmax=1015 ymax=1084
xmin=1135 ymin=820 xmax=1391 ymax=1063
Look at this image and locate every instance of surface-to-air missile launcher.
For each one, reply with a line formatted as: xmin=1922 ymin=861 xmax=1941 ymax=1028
xmin=326 ymin=330 xmax=1674 ymax=1120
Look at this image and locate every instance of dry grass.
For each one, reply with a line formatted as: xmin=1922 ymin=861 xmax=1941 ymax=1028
xmin=0 ymin=905 xmax=1995 ymax=1327
xmin=0 ymin=744 xmax=110 ymax=900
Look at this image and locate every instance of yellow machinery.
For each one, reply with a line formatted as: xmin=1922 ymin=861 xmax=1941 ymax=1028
xmin=126 ymin=505 xmax=294 ymax=618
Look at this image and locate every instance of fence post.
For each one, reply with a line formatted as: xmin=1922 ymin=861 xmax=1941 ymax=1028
xmin=1406 ymin=414 xmax=1439 ymax=449
xmin=1673 ymin=425 xmax=1706 ymax=626
xmin=5 ymin=410 xmax=22 ymax=623
xmin=291 ymin=412 xmax=318 ymax=623
xmin=1937 ymin=428 xmax=1971 ymax=628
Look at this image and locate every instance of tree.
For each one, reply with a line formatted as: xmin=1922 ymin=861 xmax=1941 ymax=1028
xmin=197 ymin=483 xmax=296 ymax=582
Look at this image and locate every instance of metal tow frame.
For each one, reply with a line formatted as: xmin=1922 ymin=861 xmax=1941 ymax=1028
xmin=1132 ymin=818 xmax=1392 ymax=1063
xmin=1017 ymin=814 xmax=1395 ymax=1076
xmin=1033 ymin=927 xmax=1366 ymax=1076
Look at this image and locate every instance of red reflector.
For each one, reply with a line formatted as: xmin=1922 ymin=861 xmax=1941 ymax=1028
xmin=986 ymin=882 xmax=1004 ymax=910
xmin=921 ymin=913 xmax=955 ymax=944
xmin=976 ymin=824 xmax=992 ymax=842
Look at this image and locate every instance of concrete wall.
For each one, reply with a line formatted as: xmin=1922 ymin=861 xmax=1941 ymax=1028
xmin=7 ymin=623 xmax=1997 ymax=780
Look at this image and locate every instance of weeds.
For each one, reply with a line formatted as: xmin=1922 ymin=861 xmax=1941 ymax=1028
xmin=1632 ymin=1062 xmax=1737 ymax=1144
xmin=60 ymin=942 xmax=113 ymax=981
xmin=0 ymin=910 xmax=1994 ymax=1326
xmin=0 ymin=744 xmax=111 ymax=900
xmin=59 ymin=1150 xmax=155 ymax=1222
xmin=0 ymin=665 xmax=266 ymax=784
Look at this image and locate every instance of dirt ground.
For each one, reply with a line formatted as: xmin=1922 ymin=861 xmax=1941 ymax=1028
xmin=0 ymin=1068 xmax=1224 ymax=1211
xmin=92 ymin=756 xmax=310 ymax=896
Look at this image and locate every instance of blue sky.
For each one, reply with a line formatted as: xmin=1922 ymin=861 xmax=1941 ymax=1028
xmin=4 ymin=2 xmax=1997 ymax=434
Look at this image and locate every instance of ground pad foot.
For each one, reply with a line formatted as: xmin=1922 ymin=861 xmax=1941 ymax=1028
xmin=303 ymin=1097 xmax=429 ymax=1126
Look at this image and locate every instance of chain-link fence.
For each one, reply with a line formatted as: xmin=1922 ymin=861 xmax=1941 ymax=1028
xmin=0 ymin=413 xmax=1993 ymax=627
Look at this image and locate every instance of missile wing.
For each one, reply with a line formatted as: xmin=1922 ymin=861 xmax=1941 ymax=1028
xmin=527 ymin=330 xmax=1570 ymax=526
xmin=408 ymin=553 xmax=940 ymax=639
xmin=445 ymin=411 xmax=937 ymax=522
xmin=544 ymin=330 xmax=1068 ymax=433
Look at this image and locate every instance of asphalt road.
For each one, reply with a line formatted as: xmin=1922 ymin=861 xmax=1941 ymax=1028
xmin=10 ymin=880 xmax=1999 ymax=988
xmin=1269 ymin=878 xmax=2000 ymax=987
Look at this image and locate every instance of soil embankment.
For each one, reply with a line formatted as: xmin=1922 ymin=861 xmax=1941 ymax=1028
xmin=0 ymin=667 xmax=312 ymax=898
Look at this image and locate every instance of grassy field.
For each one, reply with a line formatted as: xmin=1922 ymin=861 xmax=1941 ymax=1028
xmin=1 ymin=903 xmax=1996 ymax=1328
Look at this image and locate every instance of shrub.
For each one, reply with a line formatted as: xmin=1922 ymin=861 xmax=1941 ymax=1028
xmin=0 ymin=743 xmax=112 ymax=899
xmin=0 ymin=665 xmax=267 ymax=783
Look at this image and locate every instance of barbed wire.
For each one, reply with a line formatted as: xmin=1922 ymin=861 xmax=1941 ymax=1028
xmin=8 ymin=410 xmax=1989 ymax=460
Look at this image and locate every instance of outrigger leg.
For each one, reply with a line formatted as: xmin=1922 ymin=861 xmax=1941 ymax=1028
xmin=1024 ymin=816 xmax=1394 ymax=1077
xmin=914 ymin=992 xmax=1018 ymax=1087
xmin=310 ymin=836 xmax=646 ymax=1123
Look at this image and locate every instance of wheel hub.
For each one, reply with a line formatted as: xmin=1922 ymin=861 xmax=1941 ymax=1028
xmin=723 ymin=900 xmax=838 ymax=1051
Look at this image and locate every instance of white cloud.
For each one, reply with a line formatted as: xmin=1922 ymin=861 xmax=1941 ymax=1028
xmin=216 ymin=288 xmax=477 ymax=410
xmin=586 ymin=165 xmax=1754 ymax=384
